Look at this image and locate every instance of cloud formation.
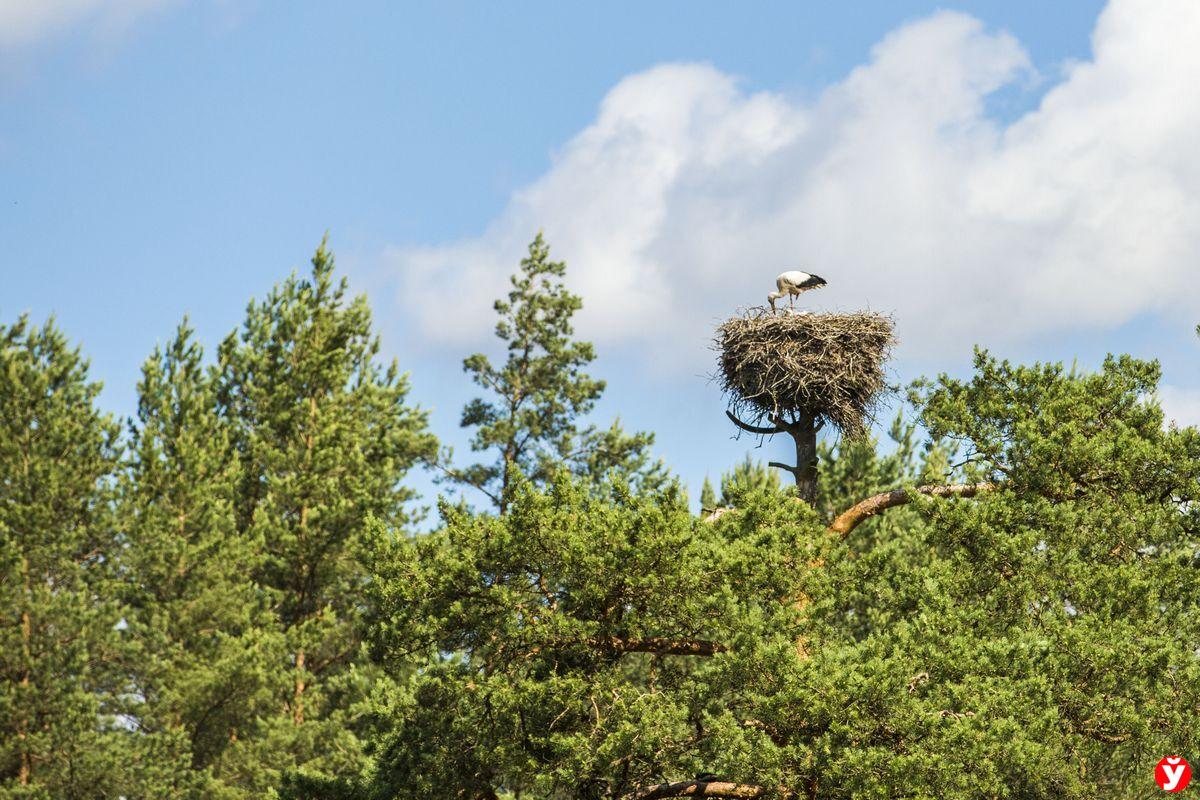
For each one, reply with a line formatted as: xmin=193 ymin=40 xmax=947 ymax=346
xmin=1160 ymin=385 xmax=1200 ymax=428
xmin=384 ymin=0 xmax=1200 ymax=370
xmin=0 ymin=0 xmax=175 ymax=50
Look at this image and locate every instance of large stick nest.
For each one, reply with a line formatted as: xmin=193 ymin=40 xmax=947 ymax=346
xmin=717 ymin=309 xmax=896 ymax=438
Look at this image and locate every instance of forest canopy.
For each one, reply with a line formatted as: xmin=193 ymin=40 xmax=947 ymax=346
xmin=2 ymin=236 xmax=1199 ymax=800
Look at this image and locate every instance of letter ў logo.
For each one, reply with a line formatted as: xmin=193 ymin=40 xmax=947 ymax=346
xmin=1156 ymin=756 xmax=1192 ymax=792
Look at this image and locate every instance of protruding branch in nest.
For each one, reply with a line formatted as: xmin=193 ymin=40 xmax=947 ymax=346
xmin=717 ymin=309 xmax=896 ymax=439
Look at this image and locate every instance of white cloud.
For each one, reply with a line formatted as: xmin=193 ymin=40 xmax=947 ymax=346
xmin=383 ymin=0 xmax=1200 ymax=370
xmin=0 ymin=0 xmax=175 ymax=50
xmin=1159 ymin=385 xmax=1200 ymax=428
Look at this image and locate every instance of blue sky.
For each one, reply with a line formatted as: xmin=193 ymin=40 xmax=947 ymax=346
xmin=4 ymin=0 xmax=1198 ymax=508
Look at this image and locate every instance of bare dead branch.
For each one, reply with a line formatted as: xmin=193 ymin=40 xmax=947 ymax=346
xmin=590 ymin=636 xmax=727 ymax=657
xmin=635 ymin=780 xmax=790 ymax=799
xmin=703 ymin=507 xmax=736 ymax=524
xmin=828 ymin=482 xmax=996 ymax=539
xmin=725 ymin=410 xmax=785 ymax=436
xmin=699 ymin=482 xmax=997 ymax=538
xmin=513 ymin=636 xmax=728 ymax=661
xmin=428 ymin=457 xmax=502 ymax=507
xmin=937 ymin=709 xmax=976 ymax=720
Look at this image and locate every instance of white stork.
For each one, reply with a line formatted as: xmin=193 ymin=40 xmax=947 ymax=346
xmin=768 ymin=270 xmax=827 ymax=313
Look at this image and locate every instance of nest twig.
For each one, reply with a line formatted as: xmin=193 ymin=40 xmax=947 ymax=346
xmin=716 ymin=308 xmax=896 ymax=438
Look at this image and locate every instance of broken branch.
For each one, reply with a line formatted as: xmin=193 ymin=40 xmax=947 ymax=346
xmin=725 ymin=410 xmax=785 ymax=436
xmin=635 ymin=780 xmax=790 ymax=799
xmin=828 ymin=482 xmax=996 ymax=539
xmin=590 ymin=636 xmax=727 ymax=657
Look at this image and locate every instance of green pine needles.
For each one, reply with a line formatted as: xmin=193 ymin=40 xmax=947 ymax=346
xmin=3 ymin=236 xmax=1200 ymax=800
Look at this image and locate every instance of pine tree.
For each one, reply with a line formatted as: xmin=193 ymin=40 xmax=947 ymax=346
xmin=121 ymin=321 xmax=277 ymax=798
xmin=444 ymin=233 xmax=666 ymax=512
xmin=699 ymin=476 xmax=718 ymax=513
xmin=213 ymin=240 xmax=436 ymax=789
xmin=0 ymin=317 xmax=128 ymax=798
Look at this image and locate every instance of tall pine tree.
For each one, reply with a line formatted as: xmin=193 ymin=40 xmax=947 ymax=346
xmin=0 ymin=317 xmax=127 ymax=798
xmin=121 ymin=321 xmax=277 ymax=798
xmin=214 ymin=239 xmax=435 ymax=789
xmin=443 ymin=233 xmax=666 ymax=512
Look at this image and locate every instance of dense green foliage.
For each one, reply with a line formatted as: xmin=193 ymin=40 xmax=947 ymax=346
xmin=3 ymin=235 xmax=1199 ymax=799
xmin=357 ymin=477 xmax=814 ymax=799
xmin=121 ymin=321 xmax=273 ymax=798
xmin=0 ymin=318 xmax=131 ymax=799
xmin=1 ymin=244 xmax=436 ymax=798
xmin=209 ymin=242 xmax=436 ymax=792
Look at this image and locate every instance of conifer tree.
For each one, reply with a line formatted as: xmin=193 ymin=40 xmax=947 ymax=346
xmin=699 ymin=476 xmax=718 ymax=513
xmin=444 ymin=233 xmax=666 ymax=512
xmin=121 ymin=321 xmax=277 ymax=797
xmin=0 ymin=317 xmax=128 ymax=797
xmin=213 ymin=240 xmax=436 ymax=789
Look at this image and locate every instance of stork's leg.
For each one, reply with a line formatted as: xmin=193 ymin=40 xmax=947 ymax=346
xmin=789 ymin=291 xmax=796 ymax=309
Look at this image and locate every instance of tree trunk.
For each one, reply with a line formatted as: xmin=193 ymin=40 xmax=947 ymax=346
xmin=291 ymin=395 xmax=317 ymax=725
xmin=18 ymin=556 xmax=31 ymax=785
xmin=767 ymin=413 xmax=817 ymax=503
xmin=726 ymin=410 xmax=819 ymax=505
xmin=292 ymin=649 xmax=305 ymax=724
xmin=792 ymin=412 xmax=817 ymax=504
xmin=18 ymin=447 xmax=32 ymax=785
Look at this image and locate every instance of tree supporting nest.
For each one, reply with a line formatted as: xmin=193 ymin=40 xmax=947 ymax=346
xmin=725 ymin=409 xmax=822 ymax=502
xmin=717 ymin=310 xmax=895 ymax=437
xmin=717 ymin=311 xmax=895 ymax=501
